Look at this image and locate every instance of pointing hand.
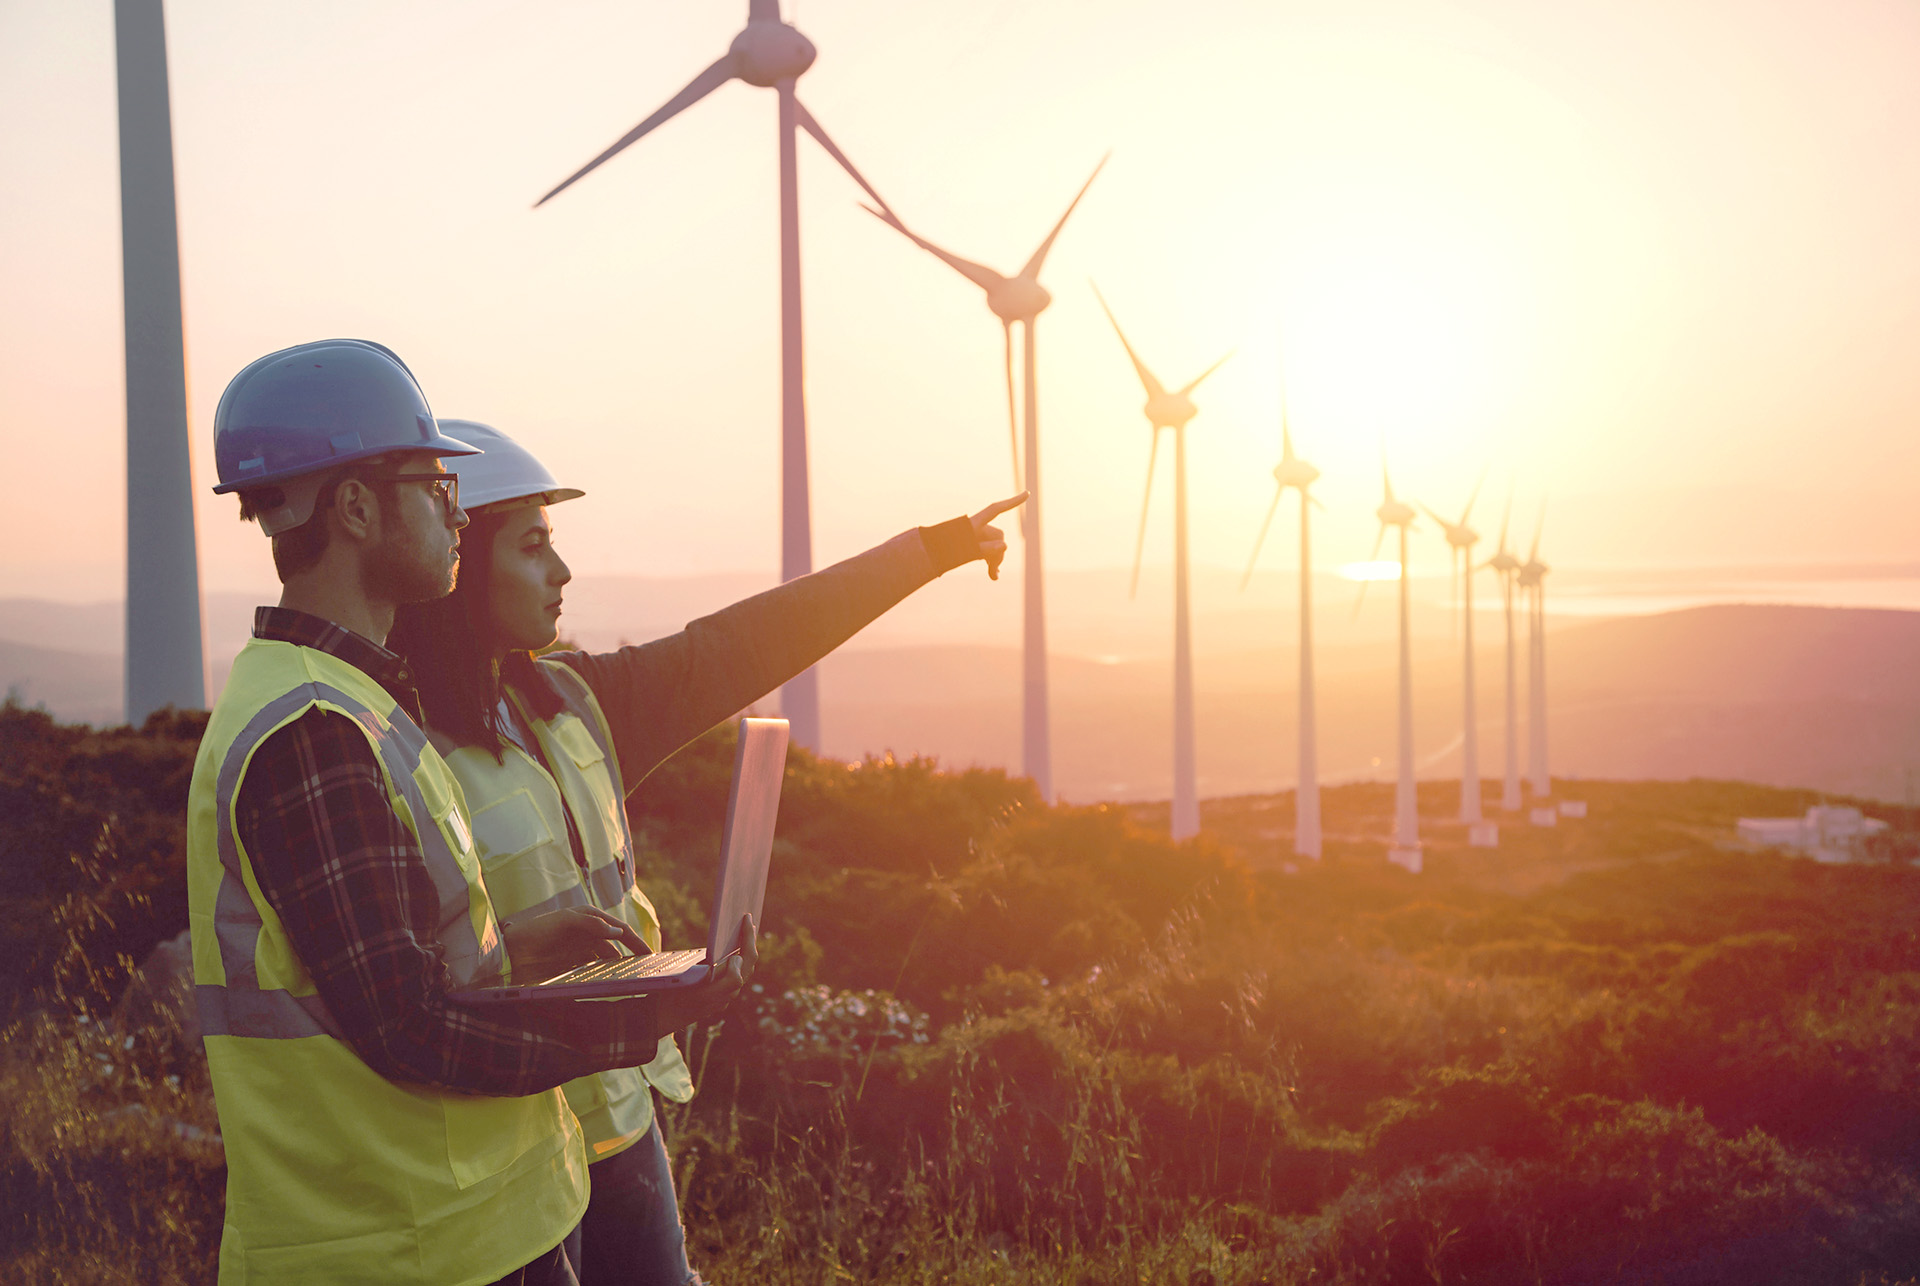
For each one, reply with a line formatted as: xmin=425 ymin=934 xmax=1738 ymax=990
xmin=971 ymin=491 xmax=1029 ymax=581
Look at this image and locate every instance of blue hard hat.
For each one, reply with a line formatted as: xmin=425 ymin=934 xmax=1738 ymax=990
xmin=212 ymin=339 xmax=478 ymax=496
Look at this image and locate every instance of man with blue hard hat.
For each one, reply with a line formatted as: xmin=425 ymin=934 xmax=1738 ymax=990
xmin=185 ymin=339 xmax=747 ymax=1286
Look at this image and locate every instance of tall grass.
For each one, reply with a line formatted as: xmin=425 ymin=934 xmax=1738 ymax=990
xmin=8 ymin=706 xmax=1920 ymax=1283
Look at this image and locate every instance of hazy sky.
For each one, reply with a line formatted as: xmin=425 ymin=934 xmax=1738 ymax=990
xmin=4 ymin=0 xmax=1918 ymax=602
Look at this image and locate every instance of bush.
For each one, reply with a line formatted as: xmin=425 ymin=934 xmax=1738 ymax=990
xmin=11 ymin=716 xmax=1920 ymax=1282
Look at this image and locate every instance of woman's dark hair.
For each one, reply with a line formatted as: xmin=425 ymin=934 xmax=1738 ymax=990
xmin=388 ymin=507 xmax=565 ymax=760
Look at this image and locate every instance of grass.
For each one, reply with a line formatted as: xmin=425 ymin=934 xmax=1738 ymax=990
xmin=7 ymin=705 xmax=1920 ymax=1283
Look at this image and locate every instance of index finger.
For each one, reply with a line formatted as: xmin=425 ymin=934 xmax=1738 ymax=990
xmin=972 ymin=491 xmax=1030 ymax=525
xmin=588 ymin=908 xmax=650 ymax=955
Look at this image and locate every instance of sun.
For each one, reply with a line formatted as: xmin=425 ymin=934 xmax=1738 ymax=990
xmin=1277 ymin=205 xmax=1536 ymax=450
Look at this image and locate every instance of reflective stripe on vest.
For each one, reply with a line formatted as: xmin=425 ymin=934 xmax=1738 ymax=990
xmin=196 ymin=680 xmax=502 ymax=1042
xmin=539 ymin=663 xmax=637 ymax=911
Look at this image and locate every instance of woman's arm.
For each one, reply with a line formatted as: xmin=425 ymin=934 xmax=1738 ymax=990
xmin=551 ymin=504 xmax=1016 ymax=793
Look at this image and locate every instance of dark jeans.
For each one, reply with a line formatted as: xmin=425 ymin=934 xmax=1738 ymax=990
xmin=488 ymin=1223 xmax=582 ymax=1286
xmin=578 ymin=1120 xmax=703 ymax=1286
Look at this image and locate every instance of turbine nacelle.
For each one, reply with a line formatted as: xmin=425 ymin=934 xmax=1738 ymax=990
xmin=1273 ymin=458 xmax=1319 ymax=490
xmin=730 ymin=20 xmax=817 ymax=86
xmin=1487 ymin=549 xmax=1522 ymax=574
xmin=986 ymin=276 xmax=1052 ymax=323
xmin=1518 ymin=559 xmax=1548 ymax=587
xmin=1376 ymin=499 xmax=1416 ymax=528
xmin=1144 ymin=390 xmax=1199 ymax=431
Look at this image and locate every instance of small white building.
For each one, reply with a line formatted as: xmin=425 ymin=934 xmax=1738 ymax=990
xmin=1736 ymin=805 xmax=1890 ymax=864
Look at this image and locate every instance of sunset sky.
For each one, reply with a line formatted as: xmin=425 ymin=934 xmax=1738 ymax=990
xmin=3 ymin=0 xmax=1918 ymax=604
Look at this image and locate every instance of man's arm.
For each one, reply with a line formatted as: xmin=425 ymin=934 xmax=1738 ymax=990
xmin=235 ymin=708 xmax=662 ymax=1097
xmin=555 ymin=516 xmax=990 ymax=794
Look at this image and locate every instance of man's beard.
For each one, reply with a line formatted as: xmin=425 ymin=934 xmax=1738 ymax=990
xmin=365 ymin=522 xmax=456 ymax=605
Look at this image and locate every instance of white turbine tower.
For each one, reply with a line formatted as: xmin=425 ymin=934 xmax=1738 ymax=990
xmin=1094 ymin=285 xmax=1230 ymax=842
xmin=1519 ymin=511 xmax=1552 ymax=808
xmin=116 ymin=0 xmax=205 ymax=723
xmin=1240 ymin=384 xmax=1322 ymax=860
xmin=1361 ymin=463 xmax=1421 ymax=872
xmin=1484 ymin=496 xmax=1525 ymax=813
xmin=862 ymin=158 xmax=1107 ymax=802
xmin=1419 ymin=483 xmax=1499 ymax=846
xmin=536 ymin=0 xmax=897 ymax=753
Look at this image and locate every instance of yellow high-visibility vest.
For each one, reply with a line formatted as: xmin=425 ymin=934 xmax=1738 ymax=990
xmin=187 ymin=638 xmax=587 ymax=1286
xmin=439 ymin=658 xmax=694 ymax=1163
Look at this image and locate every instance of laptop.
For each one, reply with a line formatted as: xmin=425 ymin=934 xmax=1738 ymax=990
xmin=456 ymin=717 xmax=789 ymax=1005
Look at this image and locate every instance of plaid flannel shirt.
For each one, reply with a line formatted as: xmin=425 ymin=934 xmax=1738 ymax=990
xmin=234 ymin=606 xmax=656 ymax=1097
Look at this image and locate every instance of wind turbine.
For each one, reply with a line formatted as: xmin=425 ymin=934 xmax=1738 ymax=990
xmin=1095 ymin=285 xmax=1229 ymax=841
xmin=1240 ymin=379 xmax=1322 ymax=860
xmin=1484 ymin=496 xmax=1525 ymax=813
xmin=116 ymin=0 xmax=205 ymax=723
xmin=861 ymin=158 xmax=1107 ymax=802
xmin=1419 ymin=482 xmax=1498 ymax=845
xmin=535 ymin=0 xmax=897 ymax=754
xmin=1518 ymin=511 xmax=1552 ymax=807
xmin=1362 ymin=462 xmax=1422 ymax=872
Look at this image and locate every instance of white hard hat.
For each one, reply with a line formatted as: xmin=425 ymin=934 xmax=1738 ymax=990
xmin=436 ymin=420 xmax=585 ymax=512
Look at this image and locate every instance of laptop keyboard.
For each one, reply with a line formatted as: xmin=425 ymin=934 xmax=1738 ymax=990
xmin=547 ymin=949 xmax=707 ymax=985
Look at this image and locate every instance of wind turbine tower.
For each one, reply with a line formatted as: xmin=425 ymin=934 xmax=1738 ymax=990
xmin=536 ymin=0 xmax=897 ymax=753
xmin=1485 ymin=497 xmax=1524 ymax=813
xmin=1094 ymin=285 xmax=1229 ymax=842
xmin=864 ymin=158 xmax=1106 ymax=802
xmin=1420 ymin=483 xmax=1498 ymax=846
xmin=116 ymin=0 xmax=205 ymax=723
xmin=1519 ymin=513 xmax=1552 ymax=804
xmin=1364 ymin=464 xmax=1422 ymax=872
xmin=1240 ymin=382 xmax=1322 ymax=859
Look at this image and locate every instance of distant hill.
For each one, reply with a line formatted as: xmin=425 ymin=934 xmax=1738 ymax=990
xmin=815 ymin=604 xmax=1920 ymax=803
xmin=4 ymin=596 xmax=1915 ymax=803
xmin=0 ymin=639 xmax=119 ymax=726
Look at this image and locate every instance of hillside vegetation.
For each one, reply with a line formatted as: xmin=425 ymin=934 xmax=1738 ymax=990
xmin=4 ymin=701 xmax=1920 ymax=1283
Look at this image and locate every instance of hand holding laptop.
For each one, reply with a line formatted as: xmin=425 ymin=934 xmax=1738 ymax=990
xmin=530 ymin=914 xmax=757 ymax=1052
xmin=501 ymin=906 xmax=651 ymax=983
xmin=650 ymin=913 xmax=757 ymax=1032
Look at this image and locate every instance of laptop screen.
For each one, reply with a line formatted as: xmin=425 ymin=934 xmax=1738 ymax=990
xmin=705 ymin=718 xmax=790 ymax=961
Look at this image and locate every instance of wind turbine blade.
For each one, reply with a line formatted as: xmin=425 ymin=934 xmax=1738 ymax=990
xmin=1460 ymin=469 xmax=1487 ymax=526
xmin=1089 ymin=281 xmax=1167 ymax=399
xmin=1002 ymin=322 xmax=1021 ymax=491
xmin=1130 ymin=428 xmax=1161 ymax=599
xmin=1018 ymin=153 xmax=1109 ymax=281
xmin=1497 ymin=488 xmax=1513 ymax=554
xmin=859 ymin=204 xmax=1006 ymax=293
xmin=1381 ymin=456 xmax=1395 ymax=503
xmin=1417 ymin=501 xmax=1449 ymax=529
xmin=1354 ymin=526 xmax=1389 ymax=618
xmin=1309 ymin=492 xmax=1326 ymax=511
xmin=1279 ymin=363 xmax=1299 ymax=460
xmin=535 ymin=54 xmax=739 ymax=207
xmin=1178 ymin=350 xmax=1234 ymax=397
xmin=1240 ymin=485 xmax=1283 ymax=592
xmin=1453 ymin=549 xmax=1463 ymax=638
xmin=1529 ymin=500 xmax=1547 ymax=561
xmin=794 ymin=99 xmax=894 ymax=218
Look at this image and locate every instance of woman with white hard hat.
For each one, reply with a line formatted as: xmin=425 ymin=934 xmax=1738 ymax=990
xmin=389 ymin=420 xmax=1022 ymax=1284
